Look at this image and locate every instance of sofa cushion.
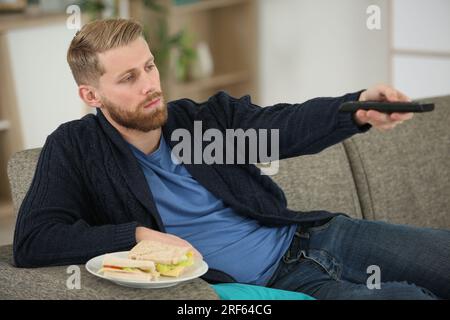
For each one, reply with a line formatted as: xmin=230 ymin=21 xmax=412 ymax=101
xmin=344 ymin=95 xmax=450 ymax=228
xmin=271 ymin=144 xmax=363 ymax=219
xmin=212 ymin=283 xmax=315 ymax=300
xmin=0 ymin=245 xmax=219 ymax=300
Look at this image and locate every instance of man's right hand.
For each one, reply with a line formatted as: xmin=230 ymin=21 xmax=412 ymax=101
xmin=135 ymin=227 xmax=203 ymax=259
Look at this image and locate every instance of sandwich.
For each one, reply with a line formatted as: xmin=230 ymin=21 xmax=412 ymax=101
xmin=98 ymin=254 xmax=160 ymax=281
xmin=128 ymin=240 xmax=195 ymax=277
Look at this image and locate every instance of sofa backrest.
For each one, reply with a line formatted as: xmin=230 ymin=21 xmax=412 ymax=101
xmin=271 ymin=143 xmax=363 ymax=219
xmin=7 ymin=148 xmax=41 ymax=215
xmin=344 ymin=95 xmax=450 ymax=229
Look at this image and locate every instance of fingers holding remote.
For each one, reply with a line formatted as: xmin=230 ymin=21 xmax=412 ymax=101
xmin=354 ymin=109 xmax=414 ymax=131
xmin=359 ymin=83 xmax=412 ymax=103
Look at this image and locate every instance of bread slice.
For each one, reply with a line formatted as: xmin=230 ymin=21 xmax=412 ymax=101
xmin=99 ymin=254 xmax=160 ymax=281
xmin=102 ymin=255 xmax=157 ymax=271
xmin=128 ymin=240 xmax=192 ymax=265
xmin=102 ymin=270 xmax=156 ymax=282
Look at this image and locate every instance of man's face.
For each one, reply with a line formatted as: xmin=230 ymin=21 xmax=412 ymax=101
xmin=96 ymin=37 xmax=167 ymax=132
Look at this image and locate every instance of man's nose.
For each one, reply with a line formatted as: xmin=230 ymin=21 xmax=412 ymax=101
xmin=141 ymin=73 xmax=157 ymax=96
xmin=141 ymin=83 xmax=155 ymax=96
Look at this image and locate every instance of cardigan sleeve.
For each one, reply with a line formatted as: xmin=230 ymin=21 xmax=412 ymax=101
xmin=13 ymin=131 xmax=139 ymax=268
xmin=205 ymin=90 xmax=371 ymax=161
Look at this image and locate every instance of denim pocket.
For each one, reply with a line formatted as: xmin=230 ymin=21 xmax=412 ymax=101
xmin=302 ymin=249 xmax=342 ymax=280
xmin=306 ymin=215 xmax=343 ymax=233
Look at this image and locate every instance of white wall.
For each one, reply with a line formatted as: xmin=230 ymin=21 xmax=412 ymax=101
xmin=6 ymin=24 xmax=85 ymax=149
xmin=392 ymin=0 xmax=450 ymax=99
xmin=393 ymin=0 xmax=450 ymax=52
xmin=393 ymin=56 xmax=450 ymax=100
xmin=258 ymin=0 xmax=390 ymax=105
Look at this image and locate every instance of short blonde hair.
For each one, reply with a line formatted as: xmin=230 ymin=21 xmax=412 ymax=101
xmin=67 ymin=18 xmax=144 ymax=86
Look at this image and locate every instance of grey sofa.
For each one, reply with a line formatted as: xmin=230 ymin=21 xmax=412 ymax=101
xmin=1 ymin=95 xmax=449 ymax=299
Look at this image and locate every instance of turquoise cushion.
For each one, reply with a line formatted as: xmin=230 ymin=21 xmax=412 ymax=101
xmin=212 ymin=283 xmax=315 ymax=300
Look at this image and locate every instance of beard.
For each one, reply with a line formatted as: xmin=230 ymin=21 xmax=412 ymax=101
xmin=101 ymin=91 xmax=168 ymax=132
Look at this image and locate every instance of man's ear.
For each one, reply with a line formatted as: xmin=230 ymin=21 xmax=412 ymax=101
xmin=78 ymin=85 xmax=102 ymax=109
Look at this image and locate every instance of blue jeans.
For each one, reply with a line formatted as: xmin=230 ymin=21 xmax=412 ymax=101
xmin=267 ymin=215 xmax=450 ymax=299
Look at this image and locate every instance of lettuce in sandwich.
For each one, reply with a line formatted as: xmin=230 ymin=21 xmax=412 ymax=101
xmin=128 ymin=240 xmax=195 ymax=277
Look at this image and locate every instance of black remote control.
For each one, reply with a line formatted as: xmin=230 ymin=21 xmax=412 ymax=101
xmin=339 ymin=101 xmax=435 ymax=113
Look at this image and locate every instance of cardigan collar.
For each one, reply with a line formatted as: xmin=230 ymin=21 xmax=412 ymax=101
xmin=94 ymin=104 xmax=250 ymax=227
xmin=95 ymin=108 xmax=165 ymax=231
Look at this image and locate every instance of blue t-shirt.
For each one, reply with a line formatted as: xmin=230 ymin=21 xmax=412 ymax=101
xmin=129 ymin=136 xmax=296 ymax=285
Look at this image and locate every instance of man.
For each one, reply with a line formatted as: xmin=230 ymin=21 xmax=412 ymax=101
xmin=13 ymin=19 xmax=449 ymax=299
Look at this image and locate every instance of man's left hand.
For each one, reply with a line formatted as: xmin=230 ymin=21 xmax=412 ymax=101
xmin=354 ymin=84 xmax=414 ymax=131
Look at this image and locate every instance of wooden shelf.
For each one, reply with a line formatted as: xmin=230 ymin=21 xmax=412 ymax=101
xmin=0 ymin=12 xmax=68 ymax=32
xmin=0 ymin=120 xmax=10 ymax=131
xmin=0 ymin=200 xmax=13 ymax=219
xmin=170 ymin=70 xmax=250 ymax=95
xmin=139 ymin=0 xmax=259 ymax=102
xmin=171 ymin=0 xmax=249 ymax=15
xmin=0 ymin=200 xmax=14 ymax=247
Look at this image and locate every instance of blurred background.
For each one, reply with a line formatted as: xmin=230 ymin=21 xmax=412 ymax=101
xmin=0 ymin=0 xmax=449 ymax=245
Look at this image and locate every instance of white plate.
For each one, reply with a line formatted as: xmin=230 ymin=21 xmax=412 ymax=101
xmin=85 ymin=251 xmax=209 ymax=289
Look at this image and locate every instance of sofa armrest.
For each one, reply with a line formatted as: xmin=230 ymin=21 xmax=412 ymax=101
xmin=0 ymin=245 xmax=219 ymax=300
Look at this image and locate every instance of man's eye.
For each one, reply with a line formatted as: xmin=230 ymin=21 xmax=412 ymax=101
xmin=122 ymin=74 xmax=135 ymax=82
xmin=145 ymin=64 xmax=155 ymax=71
